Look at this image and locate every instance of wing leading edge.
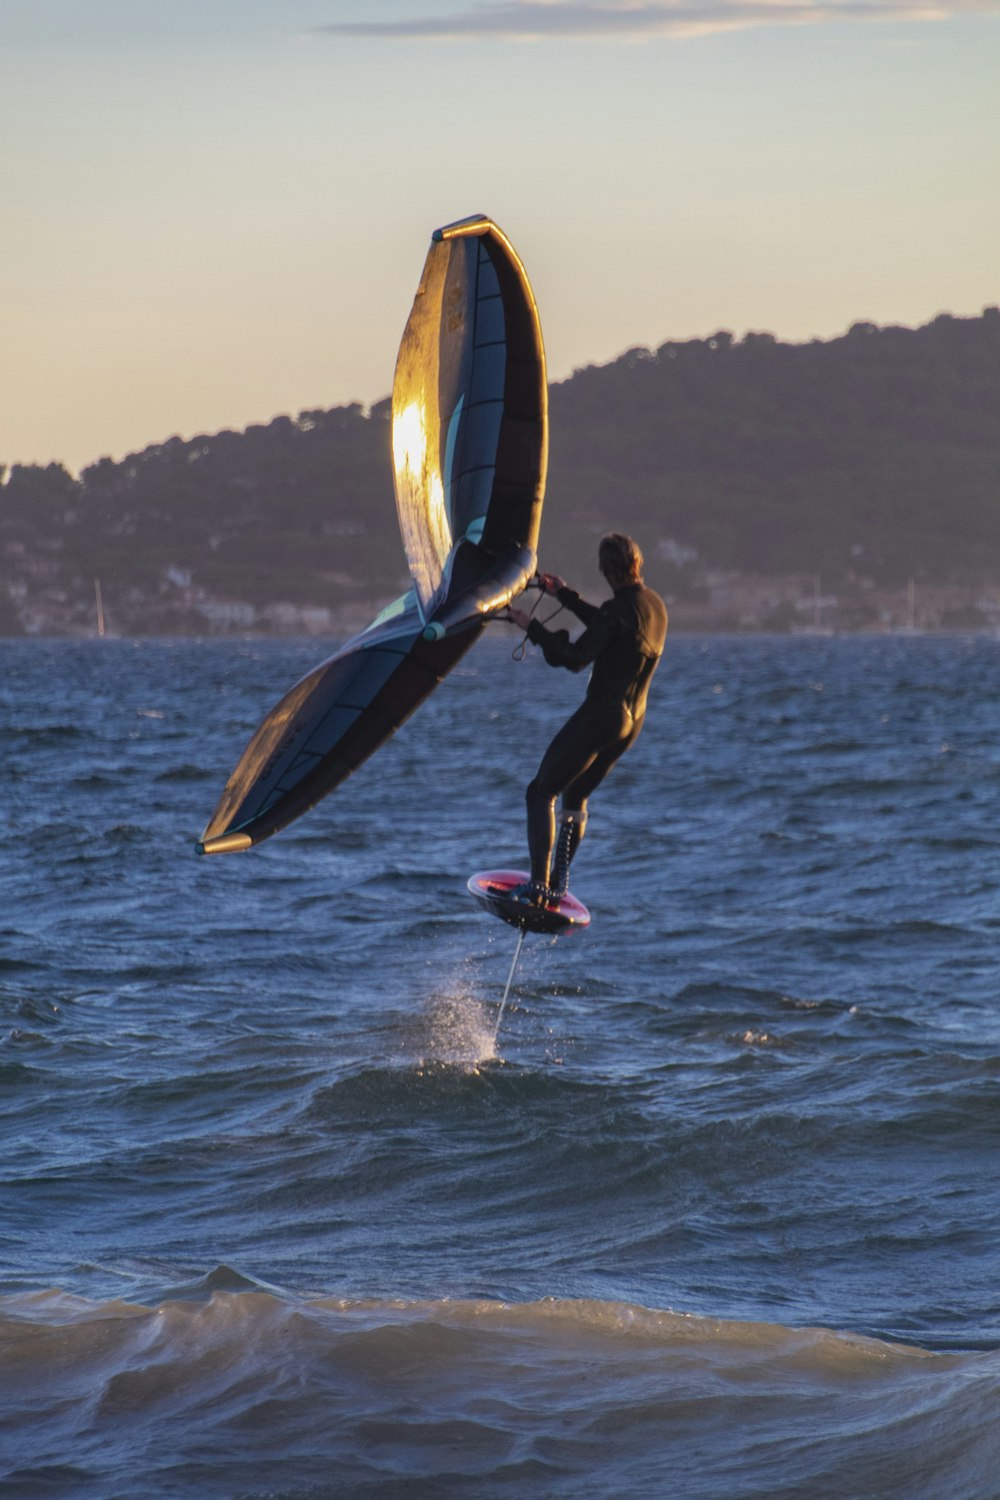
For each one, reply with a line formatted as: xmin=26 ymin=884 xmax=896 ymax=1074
xmin=198 ymin=216 xmax=546 ymax=854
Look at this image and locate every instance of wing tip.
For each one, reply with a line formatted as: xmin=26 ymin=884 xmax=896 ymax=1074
xmin=433 ymin=213 xmax=492 ymax=243
xmin=196 ymin=833 xmax=254 ymax=856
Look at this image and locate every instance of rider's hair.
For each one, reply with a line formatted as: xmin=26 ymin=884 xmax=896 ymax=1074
xmin=599 ymin=533 xmax=643 ymax=582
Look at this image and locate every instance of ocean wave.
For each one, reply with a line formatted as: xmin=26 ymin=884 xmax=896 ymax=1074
xmin=2 ymin=1281 xmax=998 ymax=1499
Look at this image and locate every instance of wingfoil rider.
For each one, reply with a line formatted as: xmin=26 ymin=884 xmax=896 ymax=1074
xmin=507 ymin=532 xmax=667 ymax=909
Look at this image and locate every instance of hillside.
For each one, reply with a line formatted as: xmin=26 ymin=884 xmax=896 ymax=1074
xmin=2 ymin=308 xmax=998 ymax=635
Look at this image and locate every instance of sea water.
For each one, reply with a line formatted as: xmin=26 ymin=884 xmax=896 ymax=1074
xmin=1 ymin=634 xmax=999 ymax=1498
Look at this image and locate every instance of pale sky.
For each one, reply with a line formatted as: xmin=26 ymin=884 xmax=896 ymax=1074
xmin=3 ymin=0 xmax=998 ymax=474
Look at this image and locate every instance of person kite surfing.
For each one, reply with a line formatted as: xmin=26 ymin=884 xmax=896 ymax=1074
xmin=506 ymin=532 xmax=667 ymax=909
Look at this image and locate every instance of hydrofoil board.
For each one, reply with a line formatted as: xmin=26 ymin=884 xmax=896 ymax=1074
xmin=468 ymin=869 xmax=590 ymax=935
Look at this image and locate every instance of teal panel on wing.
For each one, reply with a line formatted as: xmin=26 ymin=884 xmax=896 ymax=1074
xmin=451 ymin=469 xmax=494 ymax=534
xmin=442 ymin=395 xmax=465 ymax=530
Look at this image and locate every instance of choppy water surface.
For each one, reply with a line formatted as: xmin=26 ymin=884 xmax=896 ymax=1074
xmin=2 ymin=634 xmax=999 ymax=1498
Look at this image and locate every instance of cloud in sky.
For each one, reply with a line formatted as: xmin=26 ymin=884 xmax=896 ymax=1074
xmin=315 ymin=0 xmax=1000 ymax=42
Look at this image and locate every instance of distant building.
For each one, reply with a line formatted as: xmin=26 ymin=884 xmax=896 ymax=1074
xmin=196 ymin=600 xmax=258 ymax=629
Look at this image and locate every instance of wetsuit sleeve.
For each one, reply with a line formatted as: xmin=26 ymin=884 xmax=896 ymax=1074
xmin=527 ymin=605 xmax=614 ymax=673
xmin=555 ymin=586 xmax=600 ymax=626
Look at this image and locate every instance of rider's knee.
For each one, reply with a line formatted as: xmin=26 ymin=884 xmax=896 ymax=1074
xmin=526 ymin=778 xmax=552 ymax=812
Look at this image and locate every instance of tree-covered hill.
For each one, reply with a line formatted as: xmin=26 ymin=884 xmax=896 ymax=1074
xmin=2 ymin=308 xmax=997 ymax=634
xmin=544 ymin=308 xmax=1000 ymax=593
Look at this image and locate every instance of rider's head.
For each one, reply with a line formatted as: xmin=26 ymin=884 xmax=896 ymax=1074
xmin=599 ymin=533 xmax=643 ymax=589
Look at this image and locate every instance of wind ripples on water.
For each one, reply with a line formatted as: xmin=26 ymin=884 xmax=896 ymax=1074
xmin=1 ymin=634 xmax=999 ymax=1496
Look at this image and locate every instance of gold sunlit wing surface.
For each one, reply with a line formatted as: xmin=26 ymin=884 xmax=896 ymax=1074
xmin=198 ymin=215 xmax=547 ymax=854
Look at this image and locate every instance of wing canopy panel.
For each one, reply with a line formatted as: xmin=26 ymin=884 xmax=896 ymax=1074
xmin=199 ymin=606 xmax=479 ymax=852
xmin=392 ymin=216 xmax=547 ymax=626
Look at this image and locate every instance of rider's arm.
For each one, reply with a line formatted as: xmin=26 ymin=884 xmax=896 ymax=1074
xmin=555 ymin=586 xmax=600 ymax=627
xmin=527 ymin=605 xmax=613 ymax=673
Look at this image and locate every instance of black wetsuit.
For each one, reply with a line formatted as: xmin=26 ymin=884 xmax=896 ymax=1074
xmin=524 ymin=580 xmax=668 ymax=887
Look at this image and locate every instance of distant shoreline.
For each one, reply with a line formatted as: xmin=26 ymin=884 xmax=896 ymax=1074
xmin=2 ymin=624 xmax=997 ymax=644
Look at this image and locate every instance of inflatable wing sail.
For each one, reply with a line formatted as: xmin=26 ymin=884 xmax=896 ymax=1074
xmin=198 ymin=215 xmax=547 ymax=854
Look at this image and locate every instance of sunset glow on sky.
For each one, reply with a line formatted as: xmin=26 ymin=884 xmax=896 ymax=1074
xmin=3 ymin=0 xmax=998 ymax=472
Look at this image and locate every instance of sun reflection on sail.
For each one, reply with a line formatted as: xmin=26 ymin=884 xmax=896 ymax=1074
xmin=391 ymin=398 xmax=426 ymax=479
xmin=392 ymin=395 xmax=450 ymax=610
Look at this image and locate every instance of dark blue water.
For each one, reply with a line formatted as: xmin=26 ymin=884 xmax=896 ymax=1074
xmin=2 ymin=634 xmax=1000 ymax=1498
